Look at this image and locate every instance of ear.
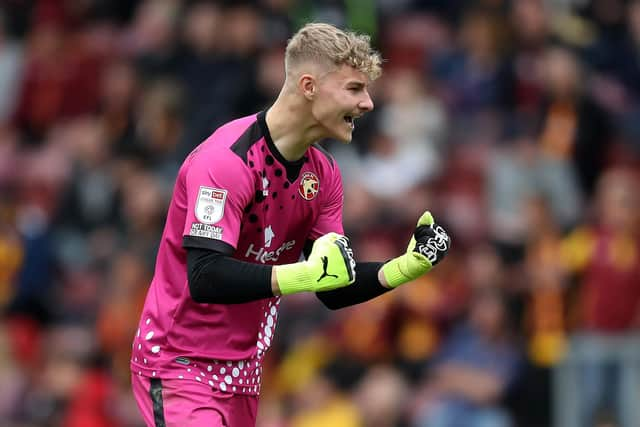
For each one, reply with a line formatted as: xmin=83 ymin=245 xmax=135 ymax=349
xmin=299 ymin=74 xmax=316 ymax=101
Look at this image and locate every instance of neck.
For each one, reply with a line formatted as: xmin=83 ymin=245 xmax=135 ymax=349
xmin=265 ymin=92 xmax=324 ymax=161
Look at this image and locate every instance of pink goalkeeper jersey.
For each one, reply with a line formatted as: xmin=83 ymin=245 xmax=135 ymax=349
xmin=130 ymin=111 xmax=344 ymax=395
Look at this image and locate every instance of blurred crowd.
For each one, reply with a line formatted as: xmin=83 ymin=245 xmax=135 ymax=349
xmin=0 ymin=0 xmax=639 ymax=426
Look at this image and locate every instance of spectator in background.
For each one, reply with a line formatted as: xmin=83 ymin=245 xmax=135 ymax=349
xmin=7 ymin=142 xmax=67 ymax=331
xmin=250 ymin=46 xmax=288 ymax=112
xmin=357 ymin=131 xmax=433 ymax=203
xmin=127 ymin=0 xmax=181 ymax=81
xmin=54 ymin=117 xmax=119 ymax=236
xmin=260 ymin=0 xmax=295 ymax=47
xmin=352 ymin=365 xmax=410 ymax=427
xmin=99 ymin=58 xmax=142 ymax=160
xmin=430 ymin=8 xmax=508 ymax=116
xmin=51 ymin=117 xmax=121 ymax=277
xmin=524 ymin=195 xmax=569 ymax=367
xmin=288 ymin=372 xmax=362 ymax=427
xmin=585 ymin=0 xmax=640 ymax=152
xmin=177 ymin=0 xmax=227 ymax=152
xmin=118 ymin=170 xmax=166 ymax=265
xmin=586 ymin=0 xmax=640 ymax=97
xmin=537 ymin=45 xmax=611 ymax=198
xmin=487 ymin=122 xmax=582 ymax=264
xmin=557 ymin=168 xmax=640 ymax=427
xmin=135 ymin=78 xmax=184 ymax=190
xmin=507 ymin=195 xmax=568 ymax=427
xmin=379 ymin=67 xmax=447 ymax=181
xmin=411 ymin=288 xmax=520 ymax=427
xmin=0 ymin=9 xmax=23 ymax=125
xmin=0 ymin=186 xmax=23 ymax=310
xmin=390 ymin=252 xmax=470 ymax=378
xmin=177 ymin=1 xmax=262 ymax=155
xmin=12 ymin=1 xmax=103 ymax=144
xmin=97 ymin=251 xmax=149 ymax=386
xmin=501 ymin=0 xmax=550 ymax=116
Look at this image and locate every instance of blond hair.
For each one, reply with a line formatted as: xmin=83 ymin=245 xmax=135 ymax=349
xmin=285 ymin=23 xmax=382 ymax=81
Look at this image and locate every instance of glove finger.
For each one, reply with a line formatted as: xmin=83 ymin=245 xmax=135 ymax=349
xmin=416 ymin=211 xmax=434 ymax=227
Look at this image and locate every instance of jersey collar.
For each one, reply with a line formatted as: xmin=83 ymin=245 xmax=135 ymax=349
xmin=257 ymin=110 xmax=307 ymax=183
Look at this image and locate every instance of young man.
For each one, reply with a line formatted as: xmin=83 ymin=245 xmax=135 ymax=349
xmin=131 ymin=23 xmax=450 ymax=426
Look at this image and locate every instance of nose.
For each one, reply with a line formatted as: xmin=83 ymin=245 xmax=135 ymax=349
xmin=359 ymin=91 xmax=374 ymax=112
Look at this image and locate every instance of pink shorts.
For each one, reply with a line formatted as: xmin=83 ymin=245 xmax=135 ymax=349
xmin=131 ymin=373 xmax=259 ymax=426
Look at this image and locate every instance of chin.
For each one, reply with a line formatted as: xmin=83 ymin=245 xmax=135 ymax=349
xmin=333 ymin=128 xmax=353 ymax=143
xmin=335 ymin=134 xmax=352 ymax=143
xmin=320 ymin=122 xmax=353 ymax=143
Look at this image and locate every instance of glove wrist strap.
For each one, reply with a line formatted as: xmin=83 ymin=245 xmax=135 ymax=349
xmin=382 ymin=253 xmax=433 ymax=288
xmin=275 ymin=262 xmax=314 ymax=295
xmin=382 ymin=256 xmax=414 ymax=288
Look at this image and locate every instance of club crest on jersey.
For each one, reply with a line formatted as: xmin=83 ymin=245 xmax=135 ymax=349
xmin=195 ymin=186 xmax=227 ymax=224
xmin=298 ymin=172 xmax=319 ymax=201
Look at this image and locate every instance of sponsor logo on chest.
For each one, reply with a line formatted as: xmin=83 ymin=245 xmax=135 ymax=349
xmin=244 ymin=225 xmax=295 ymax=263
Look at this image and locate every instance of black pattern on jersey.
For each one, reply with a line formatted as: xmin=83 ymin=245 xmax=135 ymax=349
xmin=231 ymin=121 xmax=263 ymax=162
xmin=310 ymin=143 xmax=334 ymax=167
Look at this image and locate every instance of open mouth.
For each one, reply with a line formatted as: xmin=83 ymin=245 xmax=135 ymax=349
xmin=343 ymin=115 xmax=355 ymax=129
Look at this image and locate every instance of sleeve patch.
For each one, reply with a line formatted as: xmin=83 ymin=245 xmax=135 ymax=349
xmin=189 ymin=223 xmax=224 ymax=239
xmin=195 ymin=186 xmax=227 ymax=224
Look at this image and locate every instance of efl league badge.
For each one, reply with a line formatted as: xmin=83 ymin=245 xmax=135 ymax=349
xmin=298 ymin=172 xmax=319 ymax=200
xmin=195 ymin=186 xmax=227 ymax=224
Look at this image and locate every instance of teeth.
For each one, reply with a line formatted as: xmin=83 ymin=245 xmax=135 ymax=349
xmin=344 ymin=116 xmax=355 ymax=130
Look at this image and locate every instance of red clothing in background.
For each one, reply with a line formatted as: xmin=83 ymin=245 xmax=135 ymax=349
xmin=580 ymin=228 xmax=640 ymax=331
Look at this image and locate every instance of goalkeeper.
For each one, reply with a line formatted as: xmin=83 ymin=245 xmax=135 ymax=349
xmin=130 ymin=22 xmax=450 ymax=427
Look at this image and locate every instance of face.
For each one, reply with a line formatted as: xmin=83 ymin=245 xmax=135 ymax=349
xmin=600 ymin=177 xmax=639 ymax=232
xmin=470 ymin=292 xmax=506 ymax=339
xmin=307 ymin=64 xmax=374 ymax=142
xmin=543 ymin=48 xmax=579 ymax=97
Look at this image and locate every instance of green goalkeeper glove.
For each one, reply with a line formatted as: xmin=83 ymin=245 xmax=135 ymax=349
xmin=275 ymin=232 xmax=356 ymax=295
xmin=381 ymin=211 xmax=450 ymax=288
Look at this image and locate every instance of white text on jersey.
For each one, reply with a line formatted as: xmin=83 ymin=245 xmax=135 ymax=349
xmin=245 ymin=239 xmax=296 ymax=263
